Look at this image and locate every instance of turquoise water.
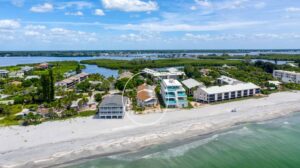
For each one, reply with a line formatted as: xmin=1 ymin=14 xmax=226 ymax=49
xmin=66 ymin=113 xmax=300 ymax=168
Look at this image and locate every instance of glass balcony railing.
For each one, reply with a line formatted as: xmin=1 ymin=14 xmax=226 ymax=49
xmin=166 ymin=100 xmax=177 ymax=105
xmin=177 ymin=92 xmax=187 ymax=97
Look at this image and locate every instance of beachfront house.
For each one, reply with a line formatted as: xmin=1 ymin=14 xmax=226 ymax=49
xmin=142 ymin=68 xmax=185 ymax=81
xmin=55 ymin=72 xmax=89 ymax=88
xmin=98 ymin=95 xmax=129 ymax=119
xmin=181 ymin=78 xmax=204 ymax=96
xmin=0 ymin=70 xmax=9 ymax=78
xmin=160 ymin=79 xmax=188 ymax=108
xmin=136 ymin=83 xmax=157 ymax=107
xmin=273 ymin=70 xmax=300 ymax=84
xmin=193 ymin=83 xmax=261 ymax=103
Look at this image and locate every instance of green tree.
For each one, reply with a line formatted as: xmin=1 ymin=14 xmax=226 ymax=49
xmin=49 ymin=68 xmax=55 ymax=101
xmin=76 ymin=64 xmax=82 ymax=74
xmin=94 ymin=93 xmax=102 ymax=102
xmin=40 ymin=74 xmax=50 ymax=102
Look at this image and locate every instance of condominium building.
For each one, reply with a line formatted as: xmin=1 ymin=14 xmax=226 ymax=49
xmin=193 ymin=83 xmax=260 ymax=103
xmin=160 ymin=79 xmax=188 ymax=108
xmin=98 ymin=95 xmax=129 ymax=119
xmin=142 ymin=68 xmax=185 ymax=80
xmin=273 ymin=70 xmax=300 ymax=84
xmin=55 ymin=72 xmax=89 ymax=88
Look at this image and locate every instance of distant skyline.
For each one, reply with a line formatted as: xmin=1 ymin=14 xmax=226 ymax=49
xmin=1 ymin=0 xmax=300 ymax=50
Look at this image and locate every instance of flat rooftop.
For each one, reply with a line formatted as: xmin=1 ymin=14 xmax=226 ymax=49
xmin=201 ymin=83 xmax=260 ymax=94
xmin=163 ymin=79 xmax=182 ymax=86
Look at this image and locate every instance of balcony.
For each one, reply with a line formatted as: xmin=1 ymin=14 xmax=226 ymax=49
xmin=165 ymin=93 xmax=176 ymax=98
xmin=177 ymin=92 xmax=187 ymax=97
xmin=166 ymin=100 xmax=177 ymax=105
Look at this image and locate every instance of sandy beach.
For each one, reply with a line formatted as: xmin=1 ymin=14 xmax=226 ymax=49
xmin=1 ymin=91 xmax=300 ymax=168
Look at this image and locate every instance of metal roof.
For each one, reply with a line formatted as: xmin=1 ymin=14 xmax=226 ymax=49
xmin=181 ymin=78 xmax=203 ymax=89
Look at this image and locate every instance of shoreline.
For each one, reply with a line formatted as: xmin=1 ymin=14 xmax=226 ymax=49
xmin=1 ymin=91 xmax=300 ymax=168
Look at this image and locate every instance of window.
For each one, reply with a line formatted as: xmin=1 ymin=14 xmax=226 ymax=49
xmin=243 ymin=90 xmax=248 ymax=96
xmin=231 ymin=92 xmax=236 ymax=99
xmin=237 ymin=91 xmax=242 ymax=97
xmin=224 ymin=92 xmax=229 ymax=99
xmin=255 ymin=89 xmax=260 ymax=94
xmin=217 ymin=93 xmax=222 ymax=101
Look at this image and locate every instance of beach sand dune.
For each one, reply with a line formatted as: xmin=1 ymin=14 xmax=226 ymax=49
xmin=1 ymin=91 xmax=300 ymax=168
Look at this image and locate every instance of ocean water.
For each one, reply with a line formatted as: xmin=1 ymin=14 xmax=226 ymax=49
xmin=66 ymin=113 xmax=300 ymax=168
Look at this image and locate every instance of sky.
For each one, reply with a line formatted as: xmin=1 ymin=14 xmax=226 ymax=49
xmin=1 ymin=0 xmax=300 ymax=50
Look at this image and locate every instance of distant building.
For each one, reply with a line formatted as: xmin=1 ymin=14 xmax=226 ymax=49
xmin=25 ymin=75 xmax=40 ymax=80
xmin=98 ymin=95 xmax=129 ymax=119
xmin=0 ymin=70 xmax=9 ymax=78
xmin=64 ymin=71 xmax=76 ymax=78
xmin=55 ymin=72 xmax=89 ymax=88
xmin=194 ymin=83 xmax=260 ymax=103
xmin=21 ymin=66 xmax=34 ymax=73
xmin=36 ymin=63 xmax=49 ymax=69
xmin=142 ymin=68 xmax=185 ymax=80
xmin=217 ymin=75 xmax=243 ymax=85
xmin=273 ymin=70 xmax=300 ymax=84
xmin=200 ymin=69 xmax=211 ymax=76
xmin=136 ymin=83 xmax=157 ymax=107
xmin=9 ymin=71 xmax=24 ymax=78
xmin=268 ymin=81 xmax=282 ymax=87
xmin=181 ymin=78 xmax=204 ymax=96
xmin=160 ymin=79 xmax=188 ymax=108
xmin=118 ymin=71 xmax=133 ymax=79
xmin=11 ymin=81 xmax=22 ymax=86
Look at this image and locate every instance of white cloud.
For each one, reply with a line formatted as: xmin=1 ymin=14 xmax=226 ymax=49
xmin=254 ymin=2 xmax=266 ymax=9
xmin=107 ymin=21 xmax=264 ymax=32
xmin=190 ymin=6 xmax=197 ymax=10
xmin=102 ymin=0 xmax=158 ymax=12
xmin=94 ymin=9 xmax=105 ymax=16
xmin=24 ymin=31 xmax=41 ymax=36
xmin=195 ymin=0 xmax=211 ymax=7
xmin=30 ymin=3 xmax=53 ymax=13
xmin=65 ymin=11 xmax=84 ymax=16
xmin=0 ymin=19 xmax=20 ymax=29
xmin=184 ymin=33 xmax=246 ymax=41
xmin=57 ymin=1 xmax=93 ymax=10
xmin=286 ymin=7 xmax=300 ymax=12
xmin=194 ymin=0 xmax=265 ymax=10
xmin=25 ymin=25 xmax=47 ymax=30
xmin=183 ymin=33 xmax=300 ymax=41
xmin=119 ymin=32 xmax=159 ymax=41
xmin=11 ymin=0 xmax=24 ymax=7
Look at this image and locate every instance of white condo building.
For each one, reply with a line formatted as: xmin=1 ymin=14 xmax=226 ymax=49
xmin=142 ymin=68 xmax=185 ymax=80
xmin=273 ymin=70 xmax=300 ymax=84
xmin=194 ymin=83 xmax=260 ymax=103
xmin=160 ymin=79 xmax=188 ymax=108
